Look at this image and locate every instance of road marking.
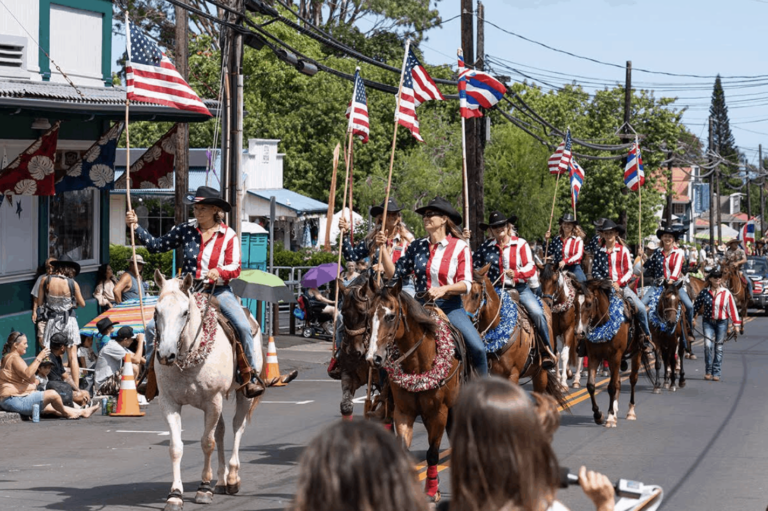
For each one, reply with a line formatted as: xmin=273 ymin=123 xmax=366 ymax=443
xmin=115 ymin=430 xmax=173 ymax=436
xmin=33 ymin=464 xmax=51 ymax=467
xmin=261 ymin=400 xmax=314 ymax=405
xmin=293 ymin=379 xmax=338 ymax=382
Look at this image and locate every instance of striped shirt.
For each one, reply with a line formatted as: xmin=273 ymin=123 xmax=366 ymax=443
xmin=592 ymin=241 xmax=633 ymax=287
xmin=694 ymin=287 xmax=741 ymax=326
xmin=644 ymin=247 xmax=685 ymax=282
xmin=473 ymin=236 xmax=536 ymax=286
xmin=550 ymin=235 xmax=584 ymax=266
xmin=394 ymin=236 xmax=472 ymax=295
xmin=136 ymin=220 xmax=241 ymax=285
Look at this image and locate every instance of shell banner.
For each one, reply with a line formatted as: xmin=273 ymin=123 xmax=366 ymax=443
xmin=0 ymin=122 xmax=61 ymax=201
xmin=55 ymin=122 xmax=125 ymax=193
xmin=114 ymin=124 xmax=178 ymax=190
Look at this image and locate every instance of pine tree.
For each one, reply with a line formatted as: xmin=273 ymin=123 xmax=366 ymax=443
xmin=708 ymin=75 xmax=741 ymax=192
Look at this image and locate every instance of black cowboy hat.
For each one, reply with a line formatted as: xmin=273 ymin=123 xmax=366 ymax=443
xmin=96 ymin=317 xmax=119 ymax=335
xmin=558 ymin=213 xmax=578 ymax=225
xmin=593 ymin=218 xmax=608 ymax=228
xmin=708 ymin=267 xmax=723 ymax=279
xmin=370 ymin=198 xmax=403 ymax=218
xmin=479 ymin=211 xmax=516 ymax=230
xmin=182 ymin=186 xmax=231 ymax=213
xmin=656 ymin=223 xmax=684 ymax=240
xmin=596 ymin=219 xmax=625 ymax=236
xmin=414 ymin=196 xmax=462 ymax=226
xmin=51 ymin=258 xmax=81 ymax=277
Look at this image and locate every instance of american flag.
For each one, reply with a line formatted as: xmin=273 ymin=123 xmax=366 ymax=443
xmin=624 ymin=141 xmax=645 ymax=191
xmin=569 ymin=157 xmax=584 ymax=209
xmin=396 ymin=47 xmax=444 ymax=142
xmin=126 ymin=20 xmax=211 ymax=116
xmin=458 ymin=52 xmax=506 ymax=118
xmin=345 ymin=68 xmax=370 ymax=144
xmin=548 ymin=129 xmax=572 ymax=175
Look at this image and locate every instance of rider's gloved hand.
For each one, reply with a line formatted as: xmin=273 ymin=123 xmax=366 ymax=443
xmin=579 ymin=466 xmax=615 ymax=511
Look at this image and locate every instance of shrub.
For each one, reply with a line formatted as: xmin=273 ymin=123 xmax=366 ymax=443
xmin=109 ymin=244 xmax=174 ymax=281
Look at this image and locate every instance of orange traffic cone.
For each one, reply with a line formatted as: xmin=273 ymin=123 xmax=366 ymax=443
xmin=110 ymin=354 xmax=145 ymax=417
xmin=264 ymin=336 xmax=285 ymax=387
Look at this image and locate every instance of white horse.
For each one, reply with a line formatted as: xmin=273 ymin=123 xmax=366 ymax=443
xmin=153 ymin=270 xmax=263 ymax=511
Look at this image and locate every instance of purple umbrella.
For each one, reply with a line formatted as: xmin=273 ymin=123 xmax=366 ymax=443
xmin=301 ymin=262 xmax=340 ymax=288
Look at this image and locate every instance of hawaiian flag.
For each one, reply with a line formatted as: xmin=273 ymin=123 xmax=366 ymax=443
xmin=126 ymin=19 xmax=211 ymax=116
xmin=345 ymin=68 xmax=370 ymax=144
xmin=457 ymin=51 xmax=506 ymax=118
xmin=0 ymin=122 xmax=60 ymax=202
xmin=624 ymin=141 xmax=645 ymax=191
xmin=569 ymin=157 xmax=585 ymax=209
xmin=55 ymin=123 xmax=124 ymax=193
xmin=396 ymin=46 xmax=444 ymax=142
xmin=548 ymin=129 xmax=572 ymax=175
xmin=739 ymin=218 xmax=756 ymax=251
xmin=114 ymin=125 xmax=178 ymax=189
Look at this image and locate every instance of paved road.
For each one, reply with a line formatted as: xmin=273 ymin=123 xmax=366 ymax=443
xmin=2 ymin=315 xmax=767 ymax=511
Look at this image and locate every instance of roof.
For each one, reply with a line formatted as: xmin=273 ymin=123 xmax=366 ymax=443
xmin=111 ymin=169 xmax=220 ymax=195
xmin=0 ymin=79 xmax=216 ymax=122
xmin=246 ymin=188 xmax=327 ymax=214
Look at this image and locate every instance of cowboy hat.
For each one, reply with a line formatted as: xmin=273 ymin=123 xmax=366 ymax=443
xmin=645 ymin=241 xmax=658 ymax=251
xmin=182 ymin=186 xmax=231 ymax=213
xmin=596 ymin=219 xmax=625 ymax=236
xmin=656 ymin=224 xmax=684 ymax=240
xmin=558 ymin=213 xmax=578 ymax=224
xmin=414 ymin=196 xmax=462 ymax=226
xmin=725 ymin=238 xmax=741 ymax=245
xmin=51 ymin=258 xmax=81 ymax=277
xmin=708 ymin=267 xmax=723 ymax=279
xmin=717 ymin=244 xmax=727 ymax=252
xmin=593 ymin=218 xmax=608 ymax=228
xmin=370 ymin=198 xmax=403 ymax=218
xmin=128 ymin=253 xmax=145 ymax=265
xmin=479 ymin=211 xmax=516 ymax=230
xmin=96 ymin=317 xmax=119 ymax=335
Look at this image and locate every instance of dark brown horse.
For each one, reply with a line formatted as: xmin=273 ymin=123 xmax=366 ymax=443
xmin=647 ymin=282 xmax=687 ymax=393
xmin=573 ymin=280 xmax=643 ymax=428
xmin=722 ymin=262 xmax=748 ymax=334
xmin=538 ymin=263 xmax=581 ymax=389
xmin=365 ymin=277 xmax=462 ymax=502
xmin=337 ymin=277 xmax=391 ymax=422
xmin=463 ymin=265 xmax=567 ymax=409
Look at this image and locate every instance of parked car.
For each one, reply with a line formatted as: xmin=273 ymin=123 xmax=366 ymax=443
xmin=744 ymin=256 xmax=768 ymax=310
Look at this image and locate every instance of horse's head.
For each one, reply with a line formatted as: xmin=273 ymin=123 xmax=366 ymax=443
xmin=339 ymin=277 xmax=373 ymax=357
xmin=659 ymin=281 xmax=683 ymax=324
xmin=153 ymin=269 xmax=195 ymax=366
xmin=463 ymin=264 xmax=491 ymax=317
xmin=365 ymin=277 xmax=404 ymax=368
xmin=574 ymin=279 xmax=611 ymax=339
xmin=539 ymin=263 xmax=561 ymax=306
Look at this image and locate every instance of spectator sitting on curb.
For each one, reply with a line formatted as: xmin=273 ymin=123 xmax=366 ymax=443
xmin=47 ymin=333 xmax=91 ymax=407
xmin=0 ymin=331 xmax=99 ymax=419
xmin=95 ymin=317 xmax=119 ymax=352
xmin=35 ymin=358 xmax=54 ymax=391
xmin=77 ymin=335 xmax=98 ymax=393
xmin=93 ymin=326 xmax=144 ymax=397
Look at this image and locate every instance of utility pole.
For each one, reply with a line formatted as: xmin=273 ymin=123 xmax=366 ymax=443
xmin=716 ymin=149 xmax=722 ymax=245
xmin=760 ymin=144 xmax=765 ymax=238
xmin=746 ymin=160 xmax=752 ymax=222
xmin=174 ymin=0 xmax=189 ymax=270
xmin=618 ymin=61 xmax=632 ymax=234
xmin=665 ymin=150 xmax=673 ymax=226
xmin=709 ymin=117 xmax=715 ymax=249
xmin=472 ymin=1 xmax=485 ymax=251
xmin=461 ymin=0 xmax=480 ymax=250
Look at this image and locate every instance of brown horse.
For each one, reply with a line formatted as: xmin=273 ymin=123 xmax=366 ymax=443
xmin=573 ymin=280 xmax=643 ymax=428
xmin=722 ymin=262 xmax=748 ymax=334
xmin=337 ymin=277 xmax=391 ymax=422
xmin=647 ymin=282 xmax=687 ymax=393
xmin=463 ymin=265 xmax=567 ymax=408
xmin=365 ymin=277 xmax=462 ymax=502
xmin=538 ymin=263 xmax=581 ymax=389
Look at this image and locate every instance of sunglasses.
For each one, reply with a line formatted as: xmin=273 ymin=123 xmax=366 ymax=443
xmin=422 ymin=211 xmax=444 ymax=219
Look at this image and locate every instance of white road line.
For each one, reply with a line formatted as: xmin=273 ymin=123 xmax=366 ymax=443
xmin=115 ymin=430 xmax=175 ymax=436
xmin=261 ymin=400 xmax=314 ymax=405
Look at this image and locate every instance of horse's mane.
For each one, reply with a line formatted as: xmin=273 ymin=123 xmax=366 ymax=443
xmin=380 ymin=286 xmax=439 ymax=335
xmin=584 ymin=278 xmax=613 ymax=300
xmin=540 ymin=263 xmax=556 ymax=282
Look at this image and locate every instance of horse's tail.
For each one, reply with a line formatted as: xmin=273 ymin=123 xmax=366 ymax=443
xmin=545 ymin=368 xmax=570 ymax=412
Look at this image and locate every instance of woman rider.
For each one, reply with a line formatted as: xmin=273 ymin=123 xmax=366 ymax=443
xmin=339 ymin=199 xmax=415 ymax=295
xmin=546 ymin=213 xmax=587 ymax=283
xmin=591 ymin=220 xmax=654 ymax=353
xmin=473 ymin=211 xmax=556 ymax=369
xmin=641 ymin=224 xmax=695 ymax=347
xmin=125 ymin=186 xmax=264 ymax=398
xmin=376 ymin=197 xmax=488 ymax=377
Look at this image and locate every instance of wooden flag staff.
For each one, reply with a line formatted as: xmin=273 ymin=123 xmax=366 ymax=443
xmin=544 ymin=170 xmax=563 ymax=260
xmin=458 ymin=49 xmax=470 ymax=227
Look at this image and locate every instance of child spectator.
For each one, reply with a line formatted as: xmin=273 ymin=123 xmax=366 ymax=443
xmin=94 ymin=317 xmax=119 ymax=352
xmin=35 ymin=358 xmax=54 ymax=391
xmin=93 ymin=326 xmax=144 ymax=396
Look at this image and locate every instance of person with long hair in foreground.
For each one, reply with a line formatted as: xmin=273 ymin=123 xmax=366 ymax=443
xmin=291 ymin=420 xmax=428 ymax=511
xmin=443 ymin=377 xmax=615 ymax=511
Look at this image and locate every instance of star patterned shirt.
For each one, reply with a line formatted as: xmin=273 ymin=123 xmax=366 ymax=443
xmin=591 ymin=241 xmax=633 ymax=287
xmin=473 ymin=236 xmax=536 ymax=286
xmin=644 ymin=247 xmax=685 ymax=282
xmin=549 ymin=235 xmax=584 ymax=266
xmin=694 ymin=286 xmax=741 ymax=326
xmin=585 ymin=234 xmax=602 ymax=255
xmin=135 ymin=220 xmax=241 ymax=285
xmin=342 ymin=234 xmax=409 ymax=265
xmin=393 ymin=235 xmax=473 ymax=295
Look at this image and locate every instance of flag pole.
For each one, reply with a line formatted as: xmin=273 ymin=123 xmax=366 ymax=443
xmin=458 ymin=49 xmax=470 ymax=228
xmin=544 ymin=170 xmax=563 ymax=260
xmin=323 ymin=144 xmax=340 ymax=251
xmin=639 ymin=186 xmax=643 ymax=289
xmin=348 ymin=141 xmax=355 ymax=244
xmin=124 ymin=12 xmax=147 ymax=332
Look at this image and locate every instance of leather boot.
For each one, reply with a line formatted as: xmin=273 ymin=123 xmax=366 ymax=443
xmin=244 ymin=379 xmax=266 ymax=398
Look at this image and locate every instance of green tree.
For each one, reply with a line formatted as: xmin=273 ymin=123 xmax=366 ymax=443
xmin=708 ymin=75 xmax=740 ymax=191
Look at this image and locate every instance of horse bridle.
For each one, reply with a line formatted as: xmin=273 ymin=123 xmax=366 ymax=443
xmin=342 ymin=287 xmax=372 ymax=353
xmin=154 ymin=281 xmax=216 ymax=367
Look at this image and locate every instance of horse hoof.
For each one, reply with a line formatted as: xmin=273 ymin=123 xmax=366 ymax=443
xmin=626 ymin=413 xmax=637 ymax=421
xmin=427 ymin=490 xmax=441 ymax=503
xmin=594 ymin=413 xmax=604 ymax=425
xmin=688 ymin=354 xmax=697 ymax=360
xmin=572 ymin=382 xmax=580 ymax=389
xmin=226 ymin=482 xmax=240 ymax=495
xmin=163 ymin=500 xmax=183 ymax=511
xmin=194 ymin=492 xmax=213 ymax=505
xmin=664 ymin=382 xmax=670 ymax=390
xmin=653 ymin=387 xmax=661 ymax=394
xmin=670 ymin=386 xmax=677 ymax=392
xmin=213 ymin=486 xmax=227 ymax=495
xmin=679 ymin=380 xmax=686 ymax=388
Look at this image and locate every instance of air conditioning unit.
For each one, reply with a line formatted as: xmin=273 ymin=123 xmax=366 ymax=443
xmin=0 ymin=35 xmax=28 ymax=79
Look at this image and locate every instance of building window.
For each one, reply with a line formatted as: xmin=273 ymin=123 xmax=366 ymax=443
xmin=49 ymin=190 xmax=98 ymax=265
xmin=0 ymin=196 xmax=38 ymax=276
xmin=129 ymin=196 xmax=177 ymax=240
xmin=673 ymin=203 xmax=686 ymax=216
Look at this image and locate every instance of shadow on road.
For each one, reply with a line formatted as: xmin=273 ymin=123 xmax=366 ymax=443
xmin=8 ymin=483 xmax=170 ymax=510
xmin=242 ymin=443 xmax=305 ymax=466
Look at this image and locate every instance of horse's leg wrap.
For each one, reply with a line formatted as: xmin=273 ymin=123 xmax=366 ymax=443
xmin=425 ymin=465 xmax=440 ymax=499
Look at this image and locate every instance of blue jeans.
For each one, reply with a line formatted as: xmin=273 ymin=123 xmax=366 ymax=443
xmin=624 ymin=286 xmax=651 ymax=339
xmin=513 ymin=283 xmax=551 ymax=350
xmin=641 ymin=286 xmax=693 ymax=348
xmin=703 ymin=319 xmax=727 ymax=377
xmin=0 ymin=391 xmax=44 ymax=416
xmin=145 ymin=286 xmax=258 ymax=379
xmin=433 ymin=296 xmax=488 ymax=376
xmin=565 ymin=264 xmax=587 ymax=283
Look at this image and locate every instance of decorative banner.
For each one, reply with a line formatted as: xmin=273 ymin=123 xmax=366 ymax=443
xmin=0 ymin=122 xmax=61 ymax=202
xmin=458 ymin=53 xmax=506 ymax=118
xmin=624 ymin=139 xmax=645 ymax=191
xmin=114 ymin=124 xmax=178 ymax=189
xmin=55 ymin=122 xmax=125 ymax=193
xmin=569 ymin=157 xmax=584 ymax=209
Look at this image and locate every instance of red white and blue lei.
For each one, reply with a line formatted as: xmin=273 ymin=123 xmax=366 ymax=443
xmin=482 ymin=289 xmax=519 ymax=353
xmin=586 ymin=292 xmax=626 ymax=343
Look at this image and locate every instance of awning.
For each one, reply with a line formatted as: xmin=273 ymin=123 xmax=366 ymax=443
xmin=246 ymin=188 xmax=327 ymax=215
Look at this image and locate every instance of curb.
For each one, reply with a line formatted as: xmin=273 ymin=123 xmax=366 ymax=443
xmin=0 ymin=411 xmax=21 ymax=424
